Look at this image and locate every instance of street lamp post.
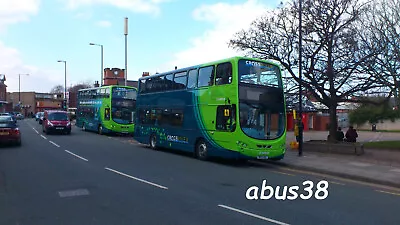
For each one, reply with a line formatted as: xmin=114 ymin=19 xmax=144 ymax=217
xmin=18 ymin=73 xmax=29 ymax=104
xmin=124 ymin=17 xmax=128 ymax=86
xmin=89 ymin=43 xmax=104 ymax=86
xmin=298 ymin=0 xmax=304 ymax=156
xmin=57 ymin=60 xmax=67 ymax=111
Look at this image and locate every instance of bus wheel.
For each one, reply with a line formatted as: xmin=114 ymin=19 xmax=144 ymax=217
xmin=149 ymin=134 xmax=157 ymax=150
xmin=195 ymin=139 xmax=208 ymax=161
xmin=98 ymin=125 xmax=103 ymax=135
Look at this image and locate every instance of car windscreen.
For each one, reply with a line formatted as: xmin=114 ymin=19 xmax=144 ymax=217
xmin=47 ymin=112 xmax=69 ymax=121
xmin=0 ymin=116 xmax=16 ymax=128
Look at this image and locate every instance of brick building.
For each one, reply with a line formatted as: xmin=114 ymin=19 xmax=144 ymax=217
xmin=6 ymin=92 xmax=64 ymax=116
xmin=103 ymin=68 xmax=138 ymax=88
xmin=0 ymin=76 xmax=6 ymax=112
xmin=103 ymin=68 xmax=126 ymax=86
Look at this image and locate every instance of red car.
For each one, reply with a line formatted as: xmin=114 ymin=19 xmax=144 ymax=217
xmin=42 ymin=110 xmax=71 ymax=135
xmin=0 ymin=115 xmax=21 ymax=146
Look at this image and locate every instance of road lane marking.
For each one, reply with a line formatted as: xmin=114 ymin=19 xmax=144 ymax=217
xmin=328 ymin=181 xmax=345 ymax=185
xmin=32 ymin=128 xmax=39 ymax=134
xmin=65 ymin=150 xmax=88 ymax=162
xmin=390 ymin=168 xmax=400 ymax=173
xmin=40 ymin=135 xmax=47 ymax=140
xmin=218 ymin=204 xmax=290 ymax=225
xmin=105 ymin=167 xmax=168 ymax=190
xmin=376 ymin=190 xmax=400 ymax=196
xmin=49 ymin=141 xmax=60 ymax=148
xmin=59 ymin=189 xmax=90 ymax=198
xmin=271 ymin=171 xmax=295 ymax=176
xmin=348 ymin=162 xmax=372 ymax=167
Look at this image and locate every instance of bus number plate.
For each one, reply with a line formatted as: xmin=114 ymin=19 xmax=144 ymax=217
xmin=257 ymin=156 xmax=269 ymax=159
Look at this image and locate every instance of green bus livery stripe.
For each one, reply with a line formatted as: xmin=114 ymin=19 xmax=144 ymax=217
xmin=192 ymin=90 xmax=222 ymax=149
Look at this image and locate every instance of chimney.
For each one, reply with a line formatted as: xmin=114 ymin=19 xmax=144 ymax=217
xmin=142 ymin=72 xmax=150 ymax=77
xmin=94 ymin=81 xmax=99 ymax=87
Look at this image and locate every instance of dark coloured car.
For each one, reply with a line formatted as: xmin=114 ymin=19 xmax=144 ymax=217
xmin=0 ymin=113 xmax=17 ymax=124
xmin=42 ymin=110 xmax=71 ymax=135
xmin=0 ymin=115 xmax=21 ymax=146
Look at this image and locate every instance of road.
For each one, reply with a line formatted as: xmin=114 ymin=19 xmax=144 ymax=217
xmin=0 ymin=119 xmax=399 ymax=225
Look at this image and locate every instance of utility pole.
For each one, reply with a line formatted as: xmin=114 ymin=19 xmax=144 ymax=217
xmin=89 ymin=43 xmax=104 ymax=86
xmin=124 ymin=17 xmax=128 ymax=86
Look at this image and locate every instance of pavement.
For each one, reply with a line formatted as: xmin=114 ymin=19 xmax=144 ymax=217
xmin=1 ymin=119 xmax=400 ymax=224
xmin=263 ymin=149 xmax=400 ymax=189
xmin=277 ymin=131 xmax=400 ymax=189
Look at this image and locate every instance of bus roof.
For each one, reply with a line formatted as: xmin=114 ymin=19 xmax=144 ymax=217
xmin=78 ymin=85 xmax=137 ymax=92
xmin=138 ymin=56 xmax=281 ymax=80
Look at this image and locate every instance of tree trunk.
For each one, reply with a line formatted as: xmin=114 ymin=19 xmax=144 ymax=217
xmin=328 ymin=104 xmax=338 ymax=142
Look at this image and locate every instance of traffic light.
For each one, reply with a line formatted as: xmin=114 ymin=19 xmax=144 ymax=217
xmin=61 ymin=100 xmax=67 ymax=110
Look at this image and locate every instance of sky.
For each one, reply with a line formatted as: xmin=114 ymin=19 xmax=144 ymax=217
xmin=0 ymin=0 xmax=281 ymax=93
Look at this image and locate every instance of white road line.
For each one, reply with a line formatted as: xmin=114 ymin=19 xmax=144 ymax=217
xmin=40 ymin=135 xmax=47 ymax=140
xmin=105 ymin=167 xmax=168 ymax=190
xmin=376 ymin=190 xmax=400 ymax=196
xmin=49 ymin=141 xmax=60 ymax=148
xmin=348 ymin=162 xmax=372 ymax=167
xmin=329 ymin=181 xmax=345 ymax=185
xmin=390 ymin=168 xmax=400 ymax=173
xmin=32 ymin=127 xmax=38 ymax=132
xmin=218 ymin=204 xmax=290 ymax=225
xmin=65 ymin=150 xmax=88 ymax=162
xmin=272 ymin=171 xmax=295 ymax=176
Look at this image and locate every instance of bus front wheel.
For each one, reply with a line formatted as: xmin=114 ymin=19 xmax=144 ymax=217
xmin=149 ymin=134 xmax=157 ymax=150
xmin=195 ymin=139 xmax=208 ymax=161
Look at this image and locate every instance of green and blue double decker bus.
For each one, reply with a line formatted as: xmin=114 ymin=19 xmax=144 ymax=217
xmin=134 ymin=56 xmax=286 ymax=160
xmin=76 ymin=85 xmax=137 ymax=135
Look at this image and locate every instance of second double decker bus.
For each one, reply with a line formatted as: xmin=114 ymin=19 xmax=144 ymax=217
xmin=134 ymin=56 xmax=286 ymax=161
xmin=76 ymin=85 xmax=137 ymax=135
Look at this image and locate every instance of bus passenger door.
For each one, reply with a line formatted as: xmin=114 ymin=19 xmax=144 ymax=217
xmin=216 ymin=105 xmax=236 ymax=132
xmin=105 ymin=108 xmax=110 ymax=121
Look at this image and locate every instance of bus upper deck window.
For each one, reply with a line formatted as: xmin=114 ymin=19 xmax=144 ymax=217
xmin=216 ymin=62 xmax=232 ymax=85
xmin=187 ymin=69 xmax=197 ymax=89
xmin=198 ymin=66 xmax=214 ymax=87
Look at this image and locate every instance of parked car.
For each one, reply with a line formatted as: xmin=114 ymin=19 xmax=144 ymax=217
xmin=0 ymin=115 xmax=21 ymax=146
xmin=16 ymin=113 xmax=24 ymax=120
xmin=37 ymin=112 xmax=44 ymax=124
xmin=0 ymin=113 xmax=17 ymax=124
xmin=42 ymin=110 xmax=71 ymax=135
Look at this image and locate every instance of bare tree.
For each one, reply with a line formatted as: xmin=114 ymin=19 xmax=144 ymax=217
xmin=359 ymin=0 xmax=400 ymax=107
xmin=50 ymin=85 xmax=64 ymax=94
xmin=68 ymin=82 xmax=92 ymax=93
xmin=229 ymin=0 xmax=387 ymax=141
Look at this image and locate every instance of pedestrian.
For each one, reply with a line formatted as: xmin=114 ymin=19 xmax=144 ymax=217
xmin=345 ymin=126 xmax=358 ymax=142
xmin=336 ymin=127 xmax=344 ymax=141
